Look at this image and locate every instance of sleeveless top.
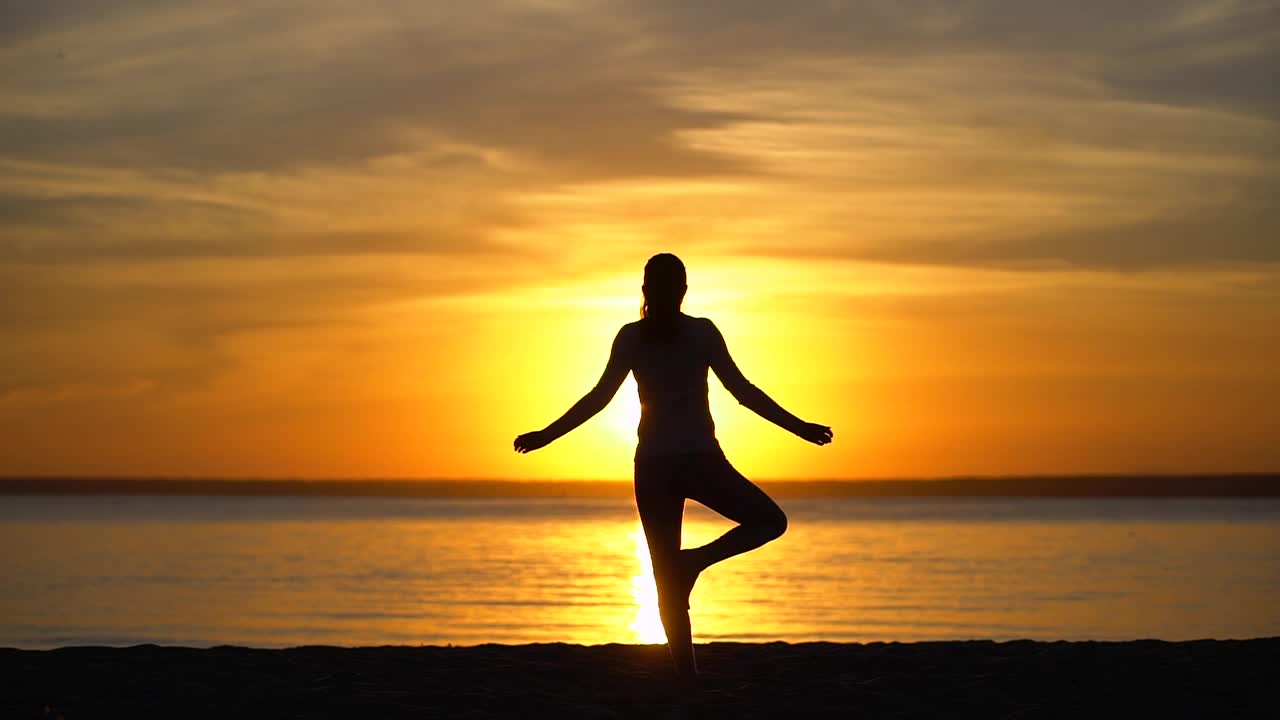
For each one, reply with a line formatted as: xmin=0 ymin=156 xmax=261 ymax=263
xmin=629 ymin=315 xmax=722 ymax=459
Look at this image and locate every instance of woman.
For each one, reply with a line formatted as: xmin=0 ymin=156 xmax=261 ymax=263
xmin=513 ymin=253 xmax=833 ymax=683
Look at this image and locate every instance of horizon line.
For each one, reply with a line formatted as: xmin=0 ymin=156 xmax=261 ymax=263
xmin=2 ymin=474 xmax=1277 ymax=498
xmin=3 ymin=471 xmax=1279 ymax=482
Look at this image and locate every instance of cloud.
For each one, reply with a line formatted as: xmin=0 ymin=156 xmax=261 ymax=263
xmin=1 ymin=0 xmax=1278 ymax=477
xmin=1099 ymin=1 xmax=1280 ymax=117
xmin=629 ymin=50 xmax=1278 ymax=270
xmin=635 ymin=0 xmax=1280 ymax=117
xmin=4 ymin=1 xmax=1276 ymax=272
xmin=0 ymin=0 xmax=746 ymax=273
xmin=0 ymin=154 xmax=531 ymax=264
xmin=2 ymin=0 xmax=1278 ymax=406
xmin=0 ymin=1 xmax=742 ymax=177
xmin=880 ymin=195 xmax=1280 ymax=270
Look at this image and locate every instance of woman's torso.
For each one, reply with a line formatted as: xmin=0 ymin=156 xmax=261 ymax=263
xmin=629 ymin=314 xmax=721 ymax=459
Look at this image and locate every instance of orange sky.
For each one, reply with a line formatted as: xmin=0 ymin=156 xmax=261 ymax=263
xmin=1 ymin=1 xmax=1278 ymax=479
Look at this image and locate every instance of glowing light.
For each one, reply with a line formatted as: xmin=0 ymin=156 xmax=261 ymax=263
xmin=606 ymin=377 xmax=642 ymax=444
xmin=628 ymin=526 xmax=666 ymax=644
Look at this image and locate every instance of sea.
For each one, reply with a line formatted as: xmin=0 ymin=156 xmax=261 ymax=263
xmin=1 ymin=493 xmax=1278 ymax=648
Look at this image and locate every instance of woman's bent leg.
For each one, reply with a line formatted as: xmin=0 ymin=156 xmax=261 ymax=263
xmin=634 ymin=461 xmax=697 ymax=679
xmin=685 ymin=453 xmax=787 ymax=572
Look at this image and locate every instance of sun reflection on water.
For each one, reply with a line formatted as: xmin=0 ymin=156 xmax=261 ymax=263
xmin=628 ymin=527 xmax=667 ymax=644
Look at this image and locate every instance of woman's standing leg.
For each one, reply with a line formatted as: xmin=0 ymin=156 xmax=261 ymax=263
xmin=634 ymin=458 xmax=697 ymax=680
xmin=684 ymin=453 xmax=788 ymax=573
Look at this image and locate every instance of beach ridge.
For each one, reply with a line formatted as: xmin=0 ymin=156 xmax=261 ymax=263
xmin=4 ymin=638 xmax=1276 ymax=718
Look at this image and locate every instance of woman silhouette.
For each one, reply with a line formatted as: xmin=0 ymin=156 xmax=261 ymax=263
xmin=513 ymin=253 xmax=832 ymax=683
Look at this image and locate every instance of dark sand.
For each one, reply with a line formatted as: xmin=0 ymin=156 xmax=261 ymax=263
xmin=3 ymin=639 xmax=1276 ymax=719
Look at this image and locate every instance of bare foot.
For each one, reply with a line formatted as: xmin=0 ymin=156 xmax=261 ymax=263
xmin=673 ymin=669 xmax=700 ymax=693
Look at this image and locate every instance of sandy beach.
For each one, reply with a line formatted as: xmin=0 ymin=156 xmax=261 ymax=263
xmin=2 ymin=639 xmax=1275 ymax=718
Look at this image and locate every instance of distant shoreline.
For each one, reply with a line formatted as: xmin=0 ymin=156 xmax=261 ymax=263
xmin=1 ymin=475 xmax=1277 ymax=498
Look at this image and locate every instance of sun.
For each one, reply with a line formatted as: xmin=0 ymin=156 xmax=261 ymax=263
xmin=605 ymin=376 xmax=642 ymax=443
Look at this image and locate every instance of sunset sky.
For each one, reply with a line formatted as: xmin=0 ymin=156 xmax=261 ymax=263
xmin=2 ymin=1 xmax=1277 ymax=480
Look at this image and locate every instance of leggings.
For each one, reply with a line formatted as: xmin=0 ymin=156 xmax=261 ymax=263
xmin=634 ymin=449 xmax=788 ymax=610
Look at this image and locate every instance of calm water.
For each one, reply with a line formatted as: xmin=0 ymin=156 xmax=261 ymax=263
xmin=1 ymin=495 xmax=1277 ymax=648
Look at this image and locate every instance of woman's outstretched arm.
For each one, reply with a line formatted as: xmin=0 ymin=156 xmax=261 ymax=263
xmin=514 ymin=326 xmax=634 ymax=453
xmin=704 ymin=318 xmax=833 ymax=446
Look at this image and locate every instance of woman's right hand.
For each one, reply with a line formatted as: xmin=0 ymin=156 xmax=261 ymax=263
xmin=795 ymin=422 xmax=834 ymax=446
xmin=513 ymin=430 xmax=552 ymax=454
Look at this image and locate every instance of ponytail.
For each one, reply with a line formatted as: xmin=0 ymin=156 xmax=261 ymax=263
xmin=641 ymin=298 xmax=680 ymax=342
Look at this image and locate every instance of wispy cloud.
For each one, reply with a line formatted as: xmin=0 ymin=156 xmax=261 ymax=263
xmin=1 ymin=0 xmax=1277 ymax=475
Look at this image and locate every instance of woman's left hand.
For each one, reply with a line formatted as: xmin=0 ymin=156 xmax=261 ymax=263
xmin=796 ymin=422 xmax=834 ymax=446
xmin=513 ymin=430 xmax=552 ymax=453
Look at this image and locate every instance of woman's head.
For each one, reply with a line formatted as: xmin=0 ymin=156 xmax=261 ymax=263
xmin=640 ymin=253 xmax=686 ymax=341
xmin=642 ymin=253 xmax=686 ymax=316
